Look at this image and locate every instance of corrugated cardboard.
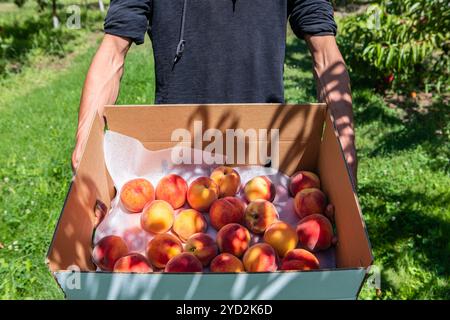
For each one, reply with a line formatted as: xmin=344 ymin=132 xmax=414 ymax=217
xmin=47 ymin=104 xmax=373 ymax=300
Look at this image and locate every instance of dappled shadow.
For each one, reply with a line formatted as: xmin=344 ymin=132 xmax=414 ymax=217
xmin=369 ymin=100 xmax=450 ymax=172
xmin=359 ymin=181 xmax=450 ymax=297
xmin=284 ymin=37 xmax=316 ymax=100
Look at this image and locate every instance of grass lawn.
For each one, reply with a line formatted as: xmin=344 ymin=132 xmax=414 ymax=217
xmin=0 ymin=30 xmax=448 ymax=299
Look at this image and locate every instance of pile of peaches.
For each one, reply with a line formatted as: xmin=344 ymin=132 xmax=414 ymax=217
xmin=92 ymin=167 xmax=335 ymax=273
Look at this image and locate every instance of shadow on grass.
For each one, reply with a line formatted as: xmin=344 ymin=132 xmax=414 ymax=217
xmin=359 ymin=182 xmax=450 ymax=298
xmin=369 ymin=100 xmax=450 ymax=172
xmin=285 ymin=37 xmax=449 ymax=173
xmin=284 ymin=37 xmax=316 ymax=100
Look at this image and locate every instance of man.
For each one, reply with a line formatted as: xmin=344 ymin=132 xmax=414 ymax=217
xmin=72 ymin=0 xmax=357 ymax=186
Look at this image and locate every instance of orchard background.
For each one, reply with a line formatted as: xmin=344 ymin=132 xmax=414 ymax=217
xmin=0 ymin=0 xmax=448 ymax=299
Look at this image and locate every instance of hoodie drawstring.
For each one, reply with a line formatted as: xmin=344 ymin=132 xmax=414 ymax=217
xmin=173 ymin=0 xmax=188 ymax=67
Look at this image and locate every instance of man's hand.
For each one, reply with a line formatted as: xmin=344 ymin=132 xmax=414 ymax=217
xmin=71 ymin=34 xmax=132 ymax=172
xmin=305 ymin=35 xmax=358 ymax=187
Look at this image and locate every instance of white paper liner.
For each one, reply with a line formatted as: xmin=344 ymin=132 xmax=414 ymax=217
xmin=94 ymin=130 xmax=336 ymax=271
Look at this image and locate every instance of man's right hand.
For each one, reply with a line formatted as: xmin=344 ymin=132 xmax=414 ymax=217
xmin=71 ymin=34 xmax=132 ymax=174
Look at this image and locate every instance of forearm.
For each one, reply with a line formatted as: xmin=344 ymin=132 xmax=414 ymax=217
xmin=306 ymin=35 xmax=357 ymax=184
xmin=307 ymin=35 xmax=354 ymax=141
xmin=76 ymin=35 xmax=130 ymax=140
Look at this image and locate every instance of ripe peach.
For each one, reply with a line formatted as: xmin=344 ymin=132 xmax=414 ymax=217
xmin=243 ymin=176 xmax=276 ymax=202
xmin=113 ymin=253 xmax=153 ymax=273
xmin=140 ymin=200 xmax=174 ymax=234
xmin=210 ymin=166 xmax=241 ymax=198
xmin=92 ymin=235 xmax=129 ymax=271
xmin=244 ymin=199 xmax=279 ymax=234
xmin=263 ymin=221 xmax=298 ymax=257
xmin=146 ymin=233 xmax=183 ymax=269
xmin=164 ymin=253 xmax=203 ymax=273
xmin=185 ymin=233 xmax=218 ymax=266
xmin=155 ymin=174 xmax=188 ymax=209
xmin=216 ymin=223 xmax=251 ymax=258
xmin=289 ymin=171 xmax=321 ymax=197
xmin=293 ymin=188 xmax=327 ymax=219
xmin=296 ymin=214 xmax=334 ymax=252
xmin=210 ymin=253 xmax=245 ymax=273
xmin=242 ymin=243 xmax=278 ymax=272
xmin=120 ymin=178 xmax=155 ymax=213
xmin=187 ymin=177 xmax=219 ymax=212
xmin=280 ymin=249 xmax=320 ymax=271
xmin=173 ymin=209 xmax=207 ymax=241
xmin=209 ymin=197 xmax=246 ymax=231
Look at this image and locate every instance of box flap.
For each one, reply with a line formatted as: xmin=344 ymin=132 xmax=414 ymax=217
xmin=47 ymin=114 xmax=114 ymax=272
xmin=318 ymin=111 xmax=373 ymax=268
xmin=104 ymin=104 xmax=327 ymax=175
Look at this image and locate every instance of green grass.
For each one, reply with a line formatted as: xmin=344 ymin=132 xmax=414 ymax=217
xmin=0 ymin=35 xmax=154 ymax=299
xmin=0 ymin=30 xmax=448 ymax=299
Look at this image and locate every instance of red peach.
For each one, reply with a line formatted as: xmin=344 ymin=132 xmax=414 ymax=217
xmin=164 ymin=253 xmax=203 ymax=273
xmin=185 ymin=233 xmax=218 ymax=266
xmin=280 ymin=249 xmax=320 ymax=271
xmin=243 ymin=176 xmax=276 ymax=202
xmin=289 ymin=171 xmax=321 ymax=197
xmin=155 ymin=174 xmax=188 ymax=209
xmin=244 ymin=199 xmax=279 ymax=234
xmin=140 ymin=200 xmax=174 ymax=234
xmin=296 ymin=214 xmax=334 ymax=252
xmin=92 ymin=235 xmax=129 ymax=271
xmin=146 ymin=233 xmax=183 ymax=269
xmin=187 ymin=177 xmax=219 ymax=212
xmin=210 ymin=166 xmax=241 ymax=198
xmin=242 ymin=243 xmax=278 ymax=272
xmin=209 ymin=197 xmax=246 ymax=231
xmin=293 ymin=188 xmax=327 ymax=219
xmin=113 ymin=253 xmax=153 ymax=273
xmin=216 ymin=223 xmax=251 ymax=258
xmin=210 ymin=253 xmax=245 ymax=273
xmin=120 ymin=178 xmax=155 ymax=213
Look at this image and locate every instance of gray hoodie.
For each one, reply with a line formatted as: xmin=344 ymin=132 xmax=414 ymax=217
xmin=104 ymin=0 xmax=337 ymax=104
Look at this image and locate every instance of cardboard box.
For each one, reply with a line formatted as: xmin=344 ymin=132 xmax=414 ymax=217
xmin=47 ymin=104 xmax=373 ymax=300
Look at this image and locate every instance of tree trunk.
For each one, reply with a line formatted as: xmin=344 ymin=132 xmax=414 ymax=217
xmin=98 ymin=0 xmax=105 ymax=12
xmin=52 ymin=0 xmax=60 ymax=29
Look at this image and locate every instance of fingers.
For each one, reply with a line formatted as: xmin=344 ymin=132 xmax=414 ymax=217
xmin=325 ymin=203 xmax=335 ymax=222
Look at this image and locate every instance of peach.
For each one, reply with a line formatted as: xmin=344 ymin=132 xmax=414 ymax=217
xmin=165 ymin=253 xmax=203 ymax=273
xmin=173 ymin=209 xmax=207 ymax=241
xmin=244 ymin=199 xmax=279 ymax=234
xmin=263 ymin=221 xmax=298 ymax=257
xmin=185 ymin=233 xmax=218 ymax=266
xmin=243 ymin=176 xmax=276 ymax=202
xmin=242 ymin=243 xmax=278 ymax=272
xmin=289 ymin=171 xmax=321 ymax=197
xmin=280 ymin=249 xmax=320 ymax=271
xmin=210 ymin=166 xmax=241 ymax=198
xmin=92 ymin=235 xmax=129 ymax=271
xmin=210 ymin=253 xmax=245 ymax=273
xmin=140 ymin=200 xmax=174 ymax=234
xmin=293 ymin=188 xmax=327 ymax=219
xmin=187 ymin=177 xmax=219 ymax=212
xmin=113 ymin=253 xmax=153 ymax=273
xmin=216 ymin=223 xmax=251 ymax=258
xmin=209 ymin=197 xmax=246 ymax=231
xmin=146 ymin=233 xmax=183 ymax=269
xmin=120 ymin=178 xmax=155 ymax=213
xmin=296 ymin=214 xmax=334 ymax=252
xmin=155 ymin=174 xmax=188 ymax=209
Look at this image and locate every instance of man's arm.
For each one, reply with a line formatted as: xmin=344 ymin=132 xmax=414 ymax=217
xmin=72 ymin=34 xmax=132 ymax=171
xmin=305 ymin=35 xmax=357 ymax=187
